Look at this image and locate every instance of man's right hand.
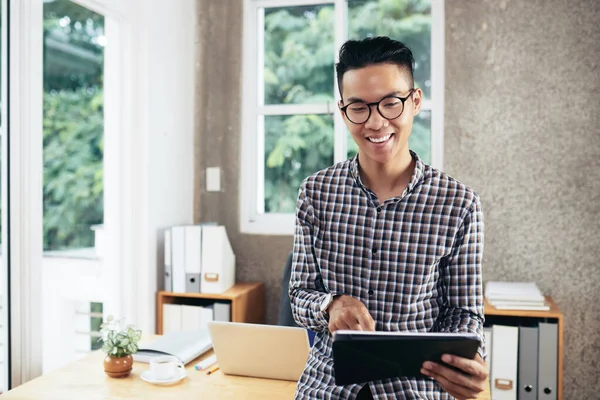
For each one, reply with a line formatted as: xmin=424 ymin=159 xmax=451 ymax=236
xmin=327 ymin=295 xmax=376 ymax=332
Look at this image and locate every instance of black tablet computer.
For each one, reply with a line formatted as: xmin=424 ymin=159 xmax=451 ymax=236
xmin=332 ymin=330 xmax=481 ymax=385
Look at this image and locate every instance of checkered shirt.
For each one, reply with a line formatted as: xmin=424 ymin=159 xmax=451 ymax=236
xmin=289 ymin=151 xmax=486 ymax=400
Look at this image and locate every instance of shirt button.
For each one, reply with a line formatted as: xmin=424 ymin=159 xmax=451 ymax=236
xmin=376 ymin=206 xmax=382 ymax=213
xmin=368 ymin=289 xmax=374 ymax=296
xmin=372 ymin=247 xmax=377 ymax=254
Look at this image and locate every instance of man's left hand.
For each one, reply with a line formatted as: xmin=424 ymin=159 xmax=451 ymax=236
xmin=420 ymin=353 xmax=488 ymax=400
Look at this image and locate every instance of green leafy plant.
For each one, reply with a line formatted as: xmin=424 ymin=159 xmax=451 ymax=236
xmin=98 ymin=316 xmax=142 ymax=358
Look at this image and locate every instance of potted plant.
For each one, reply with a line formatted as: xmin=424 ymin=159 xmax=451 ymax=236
xmin=98 ymin=316 xmax=142 ymax=378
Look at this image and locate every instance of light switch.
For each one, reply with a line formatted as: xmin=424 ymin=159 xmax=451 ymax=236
xmin=206 ymin=167 xmax=221 ymax=192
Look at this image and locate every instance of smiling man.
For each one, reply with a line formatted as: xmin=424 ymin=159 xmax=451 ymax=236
xmin=289 ymin=37 xmax=488 ymax=400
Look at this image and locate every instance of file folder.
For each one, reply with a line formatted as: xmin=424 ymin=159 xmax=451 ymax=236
xmin=171 ymin=226 xmax=186 ymax=293
xmin=538 ymin=322 xmax=558 ymax=400
xmin=200 ymin=225 xmax=235 ymax=294
xmin=164 ymin=229 xmax=172 ymax=292
xmin=184 ymin=225 xmax=202 ymax=293
xmin=483 ymin=326 xmax=493 ymax=385
xmin=491 ymin=325 xmax=518 ymax=400
xmin=518 ymin=325 xmax=539 ymax=400
xmin=162 ymin=303 xmax=182 ymax=334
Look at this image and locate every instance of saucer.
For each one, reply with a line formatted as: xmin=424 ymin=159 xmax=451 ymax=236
xmin=141 ymin=368 xmax=187 ymax=385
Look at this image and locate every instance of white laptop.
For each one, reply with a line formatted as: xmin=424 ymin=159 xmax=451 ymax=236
xmin=207 ymin=321 xmax=310 ymax=381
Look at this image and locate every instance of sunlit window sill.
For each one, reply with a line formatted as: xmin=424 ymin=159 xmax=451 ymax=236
xmin=43 ymin=247 xmax=101 ymax=260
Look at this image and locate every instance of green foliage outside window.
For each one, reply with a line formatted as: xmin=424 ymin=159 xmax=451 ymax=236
xmin=263 ymin=0 xmax=432 ymax=213
xmin=42 ymin=0 xmax=104 ymax=250
xmin=43 ymin=88 xmax=104 ymax=250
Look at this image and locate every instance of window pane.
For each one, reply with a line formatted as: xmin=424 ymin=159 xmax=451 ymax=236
xmin=263 ymin=5 xmax=335 ymax=105
xmin=43 ymin=0 xmax=104 ymax=251
xmin=264 ymin=114 xmax=334 ymax=213
xmin=347 ymin=0 xmax=432 ymax=99
xmin=410 ymin=109 xmax=431 ymax=164
xmin=345 ymin=110 xmax=431 ymax=164
xmin=90 ymin=302 xmax=103 ymax=351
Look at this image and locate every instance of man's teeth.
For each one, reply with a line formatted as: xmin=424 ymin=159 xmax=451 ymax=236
xmin=368 ymin=134 xmax=392 ymax=143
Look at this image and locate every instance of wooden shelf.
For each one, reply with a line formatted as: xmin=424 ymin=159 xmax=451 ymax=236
xmin=156 ymin=282 xmax=265 ymax=334
xmin=484 ymin=295 xmax=563 ymax=400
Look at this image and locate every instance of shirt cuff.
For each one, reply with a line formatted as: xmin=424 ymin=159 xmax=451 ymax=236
xmin=477 ymin=345 xmax=486 ymax=361
xmin=313 ymin=292 xmax=331 ymax=329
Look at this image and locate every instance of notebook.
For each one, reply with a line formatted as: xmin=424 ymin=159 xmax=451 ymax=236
xmin=207 ymin=321 xmax=310 ymax=381
xmin=332 ymin=330 xmax=481 ymax=385
xmin=132 ymin=330 xmax=213 ymax=364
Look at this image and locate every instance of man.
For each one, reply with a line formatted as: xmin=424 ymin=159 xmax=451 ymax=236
xmin=289 ymin=36 xmax=488 ymax=400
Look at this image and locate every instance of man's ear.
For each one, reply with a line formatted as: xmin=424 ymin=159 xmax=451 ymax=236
xmin=338 ymin=100 xmax=345 ymax=119
xmin=412 ymin=88 xmax=423 ymax=115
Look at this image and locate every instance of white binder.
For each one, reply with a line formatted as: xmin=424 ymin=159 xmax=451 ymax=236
xmin=491 ymin=325 xmax=519 ymax=400
xmin=200 ymin=225 xmax=235 ymax=294
xmin=483 ymin=326 xmax=493 ymax=383
xmin=181 ymin=305 xmax=203 ymax=332
xmin=162 ymin=303 xmax=182 ymax=334
xmin=164 ymin=228 xmax=172 ymax=291
xmin=171 ymin=226 xmax=186 ymax=293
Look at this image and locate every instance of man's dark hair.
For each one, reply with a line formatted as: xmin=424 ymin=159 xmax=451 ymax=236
xmin=335 ymin=36 xmax=415 ymax=99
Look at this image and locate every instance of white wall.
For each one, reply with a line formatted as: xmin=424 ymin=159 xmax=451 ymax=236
xmin=125 ymin=0 xmax=196 ymax=334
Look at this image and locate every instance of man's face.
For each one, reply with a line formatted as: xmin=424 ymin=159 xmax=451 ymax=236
xmin=339 ymin=63 xmax=421 ymax=166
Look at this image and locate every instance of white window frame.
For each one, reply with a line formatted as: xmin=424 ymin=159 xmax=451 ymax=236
xmin=7 ymin=0 xmax=196 ymax=385
xmin=1 ymin=4 xmax=8 ymax=393
xmin=8 ymin=0 xmax=45 ymax=387
xmin=240 ymin=0 xmax=444 ymax=235
xmin=7 ymin=0 xmax=133 ymax=386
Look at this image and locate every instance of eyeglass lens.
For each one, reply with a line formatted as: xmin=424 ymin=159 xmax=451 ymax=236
xmin=345 ymin=97 xmax=404 ymax=124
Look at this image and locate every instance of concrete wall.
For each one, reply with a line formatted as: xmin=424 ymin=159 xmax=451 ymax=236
xmin=193 ymin=0 xmax=294 ymax=327
xmin=445 ymin=0 xmax=600 ymax=397
xmin=194 ymin=0 xmax=600 ymax=397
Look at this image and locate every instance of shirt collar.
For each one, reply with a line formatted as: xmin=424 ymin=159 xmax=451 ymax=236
xmin=349 ymin=150 xmax=425 ymax=193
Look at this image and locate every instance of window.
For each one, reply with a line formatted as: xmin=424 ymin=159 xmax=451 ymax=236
xmin=241 ymin=0 xmax=443 ymax=235
xmin=43 ymin=0 xmax=105 ymax=252
xmin=0 ymin=0 xmax=7 ymax=391
xmin=41 ymin=0 xmax=108 ymax=373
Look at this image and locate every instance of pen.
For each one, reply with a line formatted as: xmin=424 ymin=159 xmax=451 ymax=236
xmin=206 ymin=365 xmax=220 ymax=375
xmin=194 ymin=354 xmax=218 ymax=371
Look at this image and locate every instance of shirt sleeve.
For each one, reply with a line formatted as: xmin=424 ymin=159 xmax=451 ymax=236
xmin=434 ymin=197 xmax=487 ymax=360
xmin=288 ymin=182 xmax=330 ymax=332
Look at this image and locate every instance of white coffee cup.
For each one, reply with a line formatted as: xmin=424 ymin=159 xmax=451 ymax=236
xmin=149 ymin=355 xmax=184 ymax=380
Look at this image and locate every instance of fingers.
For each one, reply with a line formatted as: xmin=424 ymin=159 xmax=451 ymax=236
xmin=422 ymin=361 xmax=483 ymax=393
xmin=421 ymin=368 xmax=474 ymax=400
xmin=441 ymin=354 xmax=488 ymax=382
xmin=327 ymin=296 xmax=375 ymax=333
xmin=329 ymin=311 xmax=374 ymax=332
xmin=421 ymin=357 xmax=487 ymax=399
xmin=330 ymin=311 xmax=368 ymax=332
xmin=329 ymin=317 xmax=351 ymax=333
xmin=356 ymin=312 xmax=376 ymax=331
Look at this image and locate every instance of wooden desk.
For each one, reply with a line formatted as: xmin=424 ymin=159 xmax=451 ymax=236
xmin=3 ymin=345 xmax=490 ymax=399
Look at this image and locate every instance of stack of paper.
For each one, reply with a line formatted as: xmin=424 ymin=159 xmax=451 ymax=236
xmin=485 ymin=281 xmax=549 ymax=310
xmin=133 ymin=330 xmax=213 ymax=365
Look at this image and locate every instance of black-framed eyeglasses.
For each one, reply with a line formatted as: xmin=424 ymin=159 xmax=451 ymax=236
xmin=339 ymin=89 xmax=415 ymax=124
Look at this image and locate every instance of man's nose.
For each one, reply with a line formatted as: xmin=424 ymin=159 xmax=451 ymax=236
xmin=364 ymin=106 xmax=387 ymax=130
